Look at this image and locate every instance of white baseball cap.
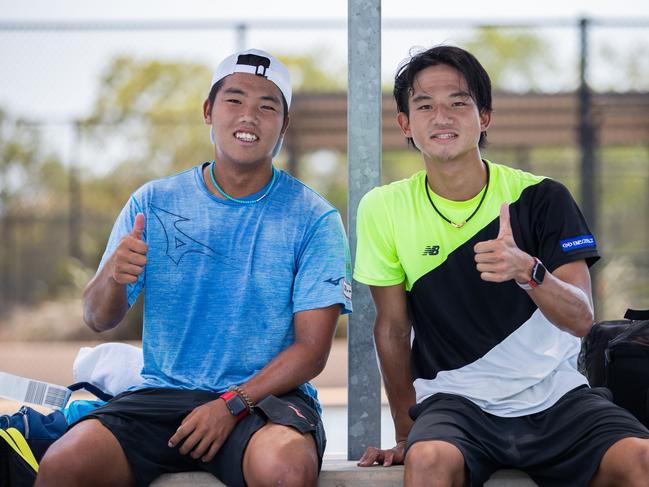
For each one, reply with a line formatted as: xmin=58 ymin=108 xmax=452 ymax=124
xmin=209 ymin=48 xmax=291 ymax=157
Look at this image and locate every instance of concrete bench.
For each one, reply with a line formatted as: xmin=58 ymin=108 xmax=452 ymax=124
xmin=151 ymin=459 xmax=538 ymax=486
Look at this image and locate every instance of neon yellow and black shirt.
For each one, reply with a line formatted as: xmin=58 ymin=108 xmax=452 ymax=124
xmin=354 ymin=161 xmax=599 ymax=417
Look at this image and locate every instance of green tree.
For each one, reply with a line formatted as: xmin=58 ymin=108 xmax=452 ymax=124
xmin=0 ymin=109 xmax=66 ymax=216
xmin=598 ymin=41 xmax=649 ymax=91
xmin=81 ymin=53 xmax=347 ymax=218
xmin=0 ymin=107 xmax=84 ymax=321
xmin=278 ymin=50 xmax=345 ymax=91
xmin=85 ymin=57 xmax=212 ymax=182
xmin=462 ymin=27 xmax=555 ymax=92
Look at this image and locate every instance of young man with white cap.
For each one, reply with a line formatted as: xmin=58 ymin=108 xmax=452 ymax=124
xmin=36 ymin=48 xmax=352 ymax=487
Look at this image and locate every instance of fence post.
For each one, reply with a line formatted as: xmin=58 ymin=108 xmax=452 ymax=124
xmin=347 ymin=0 xmax=382 ymax=460
xmin=578 ymin=17 xmax=599 ymax=292
xmin=236 ymin=23 xmax=247 ymax=51
xmin=578 ymin=18 xmax=597 ymax=234
xmin=69 ymin=121 xmax=82 ymax=260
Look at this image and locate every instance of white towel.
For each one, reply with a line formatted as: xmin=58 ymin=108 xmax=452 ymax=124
xmin=73 ymin=342 xmax=144 ymax=396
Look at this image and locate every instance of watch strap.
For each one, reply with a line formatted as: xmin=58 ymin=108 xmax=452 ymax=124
xmin=220 ymin=391 xmax=248 ymax=421
xmin=516 ymin=280 xmax=534 ymax=290
xmin=516 ymin=257 xmax=542 ymax=290
xmin=229 ymin=385 xmax=255 ymax=411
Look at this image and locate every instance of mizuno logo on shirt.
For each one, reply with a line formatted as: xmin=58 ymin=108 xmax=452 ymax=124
xmin=324 ymin=276 xmax=344 ymax=285
xmin=422 ymin=245 xmax=440 ymax=256
xmin=150 ymin=205 xmax=220 ymax=265
xmin=324 ymin=276 xmax=352 ymax=301
xmin=560 ymin=235 xmax=596 ymax=252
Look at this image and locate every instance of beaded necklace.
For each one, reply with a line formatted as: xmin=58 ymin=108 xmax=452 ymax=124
xmin=424 ymin=162 xmax=489 ymax=228
xmin=209 ymin=161 xmax=276 ymax=205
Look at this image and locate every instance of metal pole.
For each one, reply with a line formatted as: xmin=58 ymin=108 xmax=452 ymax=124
xmin=578 ymin=18 xmax=596 ymax=235
xmin=69 ymin=121 xmax=82 ymax=260
xmin=645 ymin=145 xmax=649 ymax=295
xmin=347 ymin=0 xmax=382 ymax=460
xmin=235 ymin=23 xmax=247 ymax=51
xmin=515 ymin=146 xmax=531 ymax=172
xmin=285 ymin=133 xmax=299 ymax=178
xmin=578 ymin=18 xmax=599 ymax=297
xmin=0 ymin=217 xmax=12 ymax=316
xmin=0 ymin=162 xmax=6 ymax=315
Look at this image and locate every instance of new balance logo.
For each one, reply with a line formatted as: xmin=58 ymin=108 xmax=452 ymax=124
xmin=422 ymin=245 xmax=440 ymax=256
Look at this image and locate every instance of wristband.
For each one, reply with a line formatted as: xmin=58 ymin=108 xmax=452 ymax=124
xmin=516 ymin=257 xmax=546 ymax=290
xmin=220 ymin=391 xmax=248 ymax=421
xmin=229 ymin=385 xmax=255 ymax=411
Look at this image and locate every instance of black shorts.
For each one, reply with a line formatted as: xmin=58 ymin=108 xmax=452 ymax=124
xmin=72 ymin=387 xmax=326 ymax=487
xmin=407 ymin=386 xmax=649 ymax=487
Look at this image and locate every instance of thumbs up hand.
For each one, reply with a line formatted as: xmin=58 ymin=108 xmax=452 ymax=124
xmin=130 ymin=212 xmax=145 ymax=240
xmin=496 ymin=201 xmax=513 ymax=241
xmin=110 ymin=212 xmax=149 ymax=285
xmin=474 ymin=203 xmax=535 ymax=284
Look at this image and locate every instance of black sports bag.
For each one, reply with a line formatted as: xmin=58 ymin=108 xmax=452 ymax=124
xmin=578 ymin=308 xmax=649 ymax=427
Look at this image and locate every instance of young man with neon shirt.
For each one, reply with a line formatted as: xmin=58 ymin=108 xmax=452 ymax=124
xmin=355 ymin=45 xmax=649 ymax=487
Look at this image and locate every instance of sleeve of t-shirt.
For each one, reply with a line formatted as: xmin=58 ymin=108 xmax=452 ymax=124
xmin=353 ymin=187 xmax=406 ymax=286
xmin=532 ymin=179 xmax=600 ymax=272
xmin=292 ymin=210 xmax=352 ymax=315
xmin=97 ymin=194 xmax=147 ymax=307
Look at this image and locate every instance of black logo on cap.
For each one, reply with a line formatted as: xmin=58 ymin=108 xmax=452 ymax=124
xmin=237 ymin=54 xmax=271 ymax=77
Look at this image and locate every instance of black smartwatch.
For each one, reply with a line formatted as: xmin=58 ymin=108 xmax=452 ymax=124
xmin=220 ymin=391 xmax=248 ymax=420
xmin=517 ymin=257 xmax=546 ymax=290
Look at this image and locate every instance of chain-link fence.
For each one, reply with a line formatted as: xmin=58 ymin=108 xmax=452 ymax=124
xmin=1 ymin=18 xmax=648 ymax=331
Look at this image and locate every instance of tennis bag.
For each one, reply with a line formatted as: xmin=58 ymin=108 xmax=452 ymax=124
xmin=0 ymin=382 xmax=111 ymax=464
xmin=579 ymin=308 xmax=649 ymax=427
xmin=0 ymin=406 xmax=67 ymax=463
xmin=0 ymin=427 xmax=38 ymax=487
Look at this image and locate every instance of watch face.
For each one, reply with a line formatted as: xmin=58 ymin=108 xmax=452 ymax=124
xmin=532 ymin=261 xmax=546 ymax=285
xmin=226 ymin=394 xmax=248 ymax=417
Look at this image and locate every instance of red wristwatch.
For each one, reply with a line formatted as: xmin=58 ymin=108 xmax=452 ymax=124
xmin=220 ymin=391 xmax=248 ymax=421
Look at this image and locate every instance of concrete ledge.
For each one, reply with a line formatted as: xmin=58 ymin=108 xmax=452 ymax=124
xmin=151 ymin=460 xmax=538 ymax=486
xmin=485 ymin=469 xmax=538 ymax=487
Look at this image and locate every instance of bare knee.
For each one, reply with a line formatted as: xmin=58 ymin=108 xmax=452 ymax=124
xmin=622 ymin=439 xmax=649 ymax=487
xmin=405 ymin=441 xmax=465 ymax=487
xmin=36 ymin=437 xmax=89 ymax=487
xmin=244 ymin=425 xmax=318 ymax=487
xmin=592 ymin=438 xmax=649 ymax=487
xmin=249 ymin=453 xmax=317 ymax=487
xmin=36 ymin=419 xmax=134 ymax=487
xmin=405 ymin=440 xmax=462 ymax=471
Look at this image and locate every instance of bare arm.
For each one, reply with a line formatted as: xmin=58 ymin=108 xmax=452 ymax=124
xmin=358 ymin=283 xmax=415 ymax=467
xmin=238 ymin=304 xmax=341 ymax=403
xmin=168 ymin=304 xmax=341 ymax=462
xmin=83 ymin=213 xmax=148 ymax=332
xmin=525 ymin=260 xmax=593 ymax=336
xmin=474 ymin=203 xmax=594 ymax=337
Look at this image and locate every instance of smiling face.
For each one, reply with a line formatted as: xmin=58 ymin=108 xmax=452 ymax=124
xmin=397 ymin=63 xmax=491 ymax=166
xmin=203 ymin=72 xmax=289 ymax=168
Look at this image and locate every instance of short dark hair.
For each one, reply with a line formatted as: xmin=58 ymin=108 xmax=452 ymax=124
xmin=393 ymin=45 xmax=493 ymax=149
xmin=207 ymin=78 xmax=289 ymax=122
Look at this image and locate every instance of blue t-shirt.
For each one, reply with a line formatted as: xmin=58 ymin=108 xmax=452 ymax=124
xmin=98 ymin=164 xmax=352 ymax=407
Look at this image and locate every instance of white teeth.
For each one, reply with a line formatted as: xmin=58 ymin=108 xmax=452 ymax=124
xmin=433 ymin=133 xmax=456 ymax=139
xmin=235 ymin=132 xmax=258 ymax=142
